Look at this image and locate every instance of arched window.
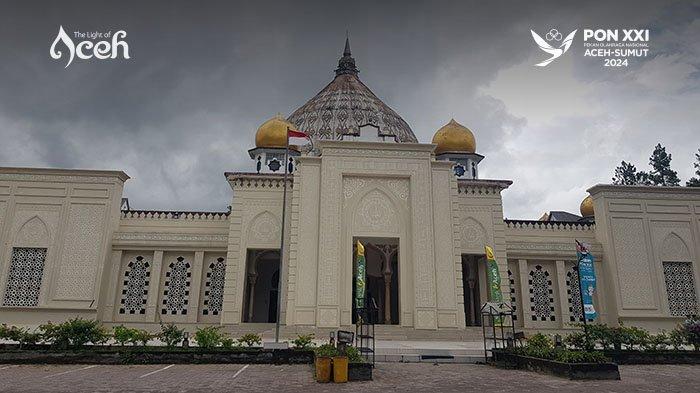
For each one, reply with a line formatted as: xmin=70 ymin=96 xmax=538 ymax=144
xmin=161 ymin=256 xmax=191 ymax=315
xmin=528 ymin=265 xmax=556 ymax=321
xmin=508 ymin=269 xmax=518 ymax=321
xmin=202 ymin=257 xmax=226 ymax=316
xmin=119 ymin=255 xmax=150 ymax=314
xmin=566 ymin=265 xmax=584 ymax=322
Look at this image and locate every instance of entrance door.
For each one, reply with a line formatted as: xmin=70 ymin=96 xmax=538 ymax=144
xmin=352 ymin=238 xmax=399 ymax=325
xmin=462 ymin=254 xmax=484 ymax=326
xmin=242 ymin=249 xmax=280 ymax=323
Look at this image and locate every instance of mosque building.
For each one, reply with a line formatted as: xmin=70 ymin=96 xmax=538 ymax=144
xmin=0 ymin=38 xmax=698 ymax=338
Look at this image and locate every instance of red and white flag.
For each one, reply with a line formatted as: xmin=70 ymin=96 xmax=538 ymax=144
xmin=286 ymin=128 xmax=313 ymax=150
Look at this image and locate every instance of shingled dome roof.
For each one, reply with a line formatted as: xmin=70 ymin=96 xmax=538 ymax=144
xmin=287 ymin=37 xmax=417 ymax=143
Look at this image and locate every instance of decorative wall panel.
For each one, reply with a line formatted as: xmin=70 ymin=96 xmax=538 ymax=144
xmin=161 ymin=256 xmax=192 ymax=315
xmin=118 ymin=255 xmax=150 ymax=315
xmin=55 ymin=204 xmax=105 ymax=300
xmin=529 ymin=265 xmax=555 ymax=321
xmin=611 ymin=218 xmax=655 ymax=309
xmin=202 ymin=257 xmax=226 ymax=316
xmin=3 ymin=247 xmax=47 ymax=306
xmin=566 ymin=265 xmax=584 ymax=322
xmin=663 ymin=262 xmax=698 ymax=317
xmin=508 ymin=269 xmax=518 ymax=321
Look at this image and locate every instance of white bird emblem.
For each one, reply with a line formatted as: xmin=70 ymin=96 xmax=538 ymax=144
xmin=531 ymin=29 xmax=577 ymax=66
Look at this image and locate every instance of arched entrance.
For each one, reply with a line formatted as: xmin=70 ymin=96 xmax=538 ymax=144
xmin=242 ymin=249 xmax=280 ymax=323
xmin=352 ymin=237 xmax=399 ymax=325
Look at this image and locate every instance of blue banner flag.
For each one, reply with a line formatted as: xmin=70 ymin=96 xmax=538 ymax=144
xmin=576 ymin=240 xmax=597 ymax=320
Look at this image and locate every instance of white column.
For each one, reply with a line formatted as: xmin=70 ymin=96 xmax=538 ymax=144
xmin=101 ymin=250 xmax=122 ymax=321
xmin=187 ymin=251 xmax=205 ymax=323
xmin=517 ymin=259 xmax=532 ymax=329
xmin=146 ymin=250 xmax=163 ymax=322
xmin=555 ymin=260 xmax=570 ymax=328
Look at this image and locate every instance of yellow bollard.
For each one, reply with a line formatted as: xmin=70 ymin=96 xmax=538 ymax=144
xmin=315 ymin=357 xmax=332 ymax=383
xmin=332 ymin=356 xmax=348 ymax=383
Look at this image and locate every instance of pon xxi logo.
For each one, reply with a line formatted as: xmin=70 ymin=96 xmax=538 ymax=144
xmin=530 ymin=28 xmax=577 ymax=67
xmin=50 ymin=25 xmax=130 ymax=68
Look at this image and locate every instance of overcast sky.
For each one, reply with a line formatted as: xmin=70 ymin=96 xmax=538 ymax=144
xmin=1 ymin=0 xmax=698 ymax=219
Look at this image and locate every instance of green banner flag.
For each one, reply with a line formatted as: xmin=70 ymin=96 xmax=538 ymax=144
xmin=485 ymin=246 xmax=503 ymax=303
xmin=355 ymin=240 xmax=366 ymax=309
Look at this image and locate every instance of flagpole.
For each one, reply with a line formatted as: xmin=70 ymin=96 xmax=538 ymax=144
xmin=275 ymin=128 xmax=290 ymax=343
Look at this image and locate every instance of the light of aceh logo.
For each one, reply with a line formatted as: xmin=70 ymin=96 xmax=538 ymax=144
xmin=530 ymin=28 xmax=577 ymax=67
xmin=50 ymin=25 xmax=130 ymax=68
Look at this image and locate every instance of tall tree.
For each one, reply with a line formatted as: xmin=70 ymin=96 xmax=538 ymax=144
xmin=612 ymin=161 xmax=640 ymax=185
xmin=687 ymin=148 xmax=700 ymax=187
xmin=647 ymin=143 xmax=681 ymax=186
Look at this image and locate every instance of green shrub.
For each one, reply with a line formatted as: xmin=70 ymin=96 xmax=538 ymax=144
xmin=345 ymin=346 xmax=365 ymax=363
xmin=40 ymin=318 xmax=109 ymax=348
xmin=113 ymin=325 xmax=133 ymax=346
xmin=292 ymin=334 xmax=315 ymax=350
xmin=0 ymin=325 xmax=42 ymax=347
xmin=129 ymin=329 xmax=152 ymax=346
xmin=526 ymin=333 xmax=553 ymax=350
xmin=643 ymin=332 xmax=669 ymax=351
xmin=681 ymin=317 xmax=700 ymax=350
xmin=195 ymin=326 xmax=225 ymax=349
xmin=159 ymin=323 xmax=185 ymax=348
xmin=669 ymin=328 xmax=686 ymax=350
xmin=513 ymin=346 xmax=609 ymax=364
xmin=221 ymin=337 xmax=236 ymax=349
xmin=314 ymin=343 xmax=339 ymax=358
xmin=564 ymin=331 xmax=589 ymax=350
xmin=553 ymin=348 xmax=609 ymax=363
xmin=238 ymin=333 xmax=262 ymax=347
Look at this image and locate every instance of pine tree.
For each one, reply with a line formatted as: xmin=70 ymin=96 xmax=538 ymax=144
xmin=647 ymin=143 xmax=681 ymax=186
xmin=612 ymin=161 xmax=640 ymax=185
xmin=687 ymin=148 xmax=700 ymax=187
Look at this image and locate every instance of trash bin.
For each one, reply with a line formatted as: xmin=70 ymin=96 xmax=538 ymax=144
xmin=315 ymin=356 xmax=332 ymax=383
xmin=333 ymin=356 xmax=348 ymax=383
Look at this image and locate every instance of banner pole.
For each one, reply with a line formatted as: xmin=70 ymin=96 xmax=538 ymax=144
xmin=275 ymin=128 xmax=290 ymax=343
xmin=575 ymin=240 xmax=589 ymax=347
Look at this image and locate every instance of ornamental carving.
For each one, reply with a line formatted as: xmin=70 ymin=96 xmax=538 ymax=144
xmin=16 ymin=216 xmax=50 ymax=246
xmin=460 ymin=218 xmax=486 ymax=249
xmin=343 ymin=176 xmax=409 ymax=203
xmin=248 ymin=211 xmax=280 ymax=244
xmin=660 ymin=232 xmax=691 ymax=263
xmin=355 ymin=190 xmax=398 ymax=233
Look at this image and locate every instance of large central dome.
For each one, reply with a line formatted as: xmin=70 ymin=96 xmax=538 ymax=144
xmin=287 ymin=38 xmax=417 ymax=143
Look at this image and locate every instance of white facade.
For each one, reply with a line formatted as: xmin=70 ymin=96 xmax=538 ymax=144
xmin=0 ymin=145 xmax=698 ymax=336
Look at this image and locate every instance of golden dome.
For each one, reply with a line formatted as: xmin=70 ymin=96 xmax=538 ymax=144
xmin=432 ymin=119 xmax=476 ymax=154
xmin=255 ymin=115 xmax=296 ymax=148
xmin=580 ymin=195 xmax=594 ymax=217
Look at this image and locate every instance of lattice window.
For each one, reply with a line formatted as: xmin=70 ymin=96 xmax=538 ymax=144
xmin=663 ymin=262 xmax=698 ymax=317
xmin=566 ymin=265 xmax=584 ymax=322
xmin=3 ymin=248 xmax=46 ymax=307
xmin=529 ymin=265 xmax=556 ymax=321
xmin=161 ymin=256 xmax=191 ymax=315
xmin=508 ymin=269 xmax=517 ymax=321
xmin=119 ymin=255 xmax=150 ymax=314
xmin=202 ymin=257 xmax=226 ymax=316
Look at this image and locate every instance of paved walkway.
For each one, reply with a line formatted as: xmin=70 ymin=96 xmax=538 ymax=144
xmin=0 ymin=363 xmax=697 ymax=392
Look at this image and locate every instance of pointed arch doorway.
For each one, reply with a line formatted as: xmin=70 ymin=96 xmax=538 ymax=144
xmin=242 ymin=249 xmax=280 ymax=323
xmin=352 ymin=237 xmax=399 ymax=325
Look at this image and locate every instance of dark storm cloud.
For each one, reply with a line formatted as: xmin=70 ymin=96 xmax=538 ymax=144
xmin=0 ymin=0 xmax=697 ymax=216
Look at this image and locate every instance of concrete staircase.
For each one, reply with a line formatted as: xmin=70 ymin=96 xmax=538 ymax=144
xmin=221 ymin=324 xmax=488 ymax=363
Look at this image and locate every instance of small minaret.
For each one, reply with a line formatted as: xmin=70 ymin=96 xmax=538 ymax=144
xmin=431 ymin=119 xmax=484 ymax=179
xmin=248 ymin=114 xmax=300 ymax=174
